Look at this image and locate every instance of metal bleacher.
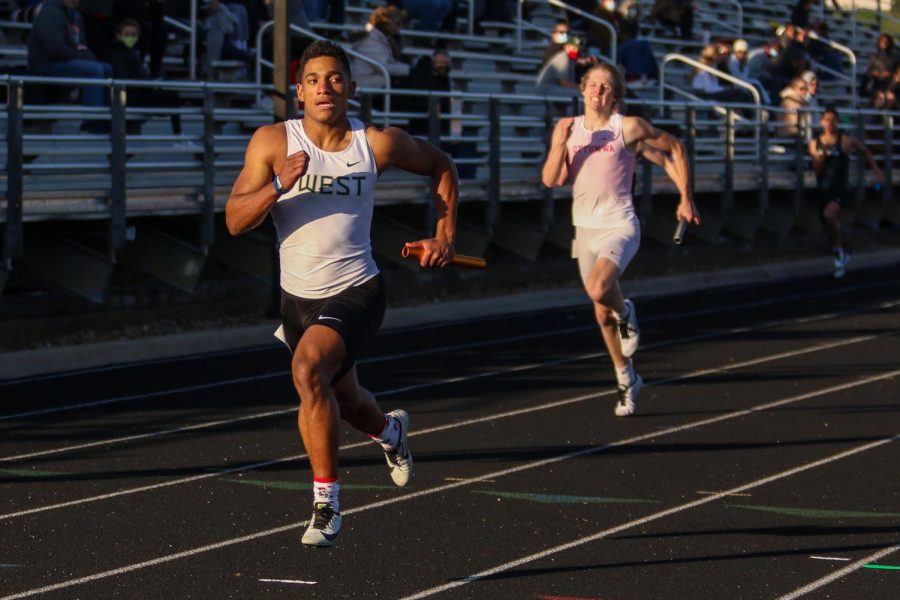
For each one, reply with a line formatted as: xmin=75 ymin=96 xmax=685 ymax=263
xmin=0 ymin=0 xmax=898 ymax=301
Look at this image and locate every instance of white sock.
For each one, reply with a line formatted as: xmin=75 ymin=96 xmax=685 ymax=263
xmin=370 ymin=415 xmax=400 ymax=451
xmin=312 ymin=477 xmax=340 ymax=513
xmin=615 ymin=361 xmax=636 ymax=387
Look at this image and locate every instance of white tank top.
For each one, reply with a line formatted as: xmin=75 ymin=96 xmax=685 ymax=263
xmin=566 ymin=113 xmax=637 ymax=228
xmin=270 ymin=118 xmax=379 ymax=299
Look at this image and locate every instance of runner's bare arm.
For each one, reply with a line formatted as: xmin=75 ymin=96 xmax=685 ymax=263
xmin=808 ymin=138 xmax=826 ymax=175
xmin=225 ymin=125 xmax=309 ymax=235
xmin=541 ymin=117 xmax=574 ymax=187
xmin=369 ymin=126 xmax=458 ymax=267
xmin=848 ymin=135 xmax=884 ymax=182
xmin=626 ymin=116 xmax=700 ymax=225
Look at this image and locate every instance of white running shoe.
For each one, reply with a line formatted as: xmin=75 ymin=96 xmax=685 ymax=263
xmin=301 ymin=502 xmax=342 ymax=547
xmin=614 ymin=375 xmax=643 ymax=417
xmin=383 ymin=409 xmax=413 ymax=487
xmin=833 ymin=251 xmax=850 ymax=279
xmin=617 ymin=299 xmax=640 ymax=358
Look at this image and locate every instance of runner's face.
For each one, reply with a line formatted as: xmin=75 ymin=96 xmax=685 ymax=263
xmin=821 ymin=112 xmax=837 ymax=134
xmin=297 ymin=56 xmax=354 ymax=123
xmin=582 ymin=70 xmax=615 ymax=112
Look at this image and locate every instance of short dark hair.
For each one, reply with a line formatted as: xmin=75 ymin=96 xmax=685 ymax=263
xmin=117 ymin=18 xmax=141 ymax=35
xmin=823 ymin=105 xmax=839 ymax=119
xmin=298 ymin=40 xmax=352 ymax=80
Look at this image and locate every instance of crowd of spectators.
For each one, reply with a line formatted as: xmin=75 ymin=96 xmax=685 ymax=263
xmin=3 ymin=0 xmax=898 ymax=133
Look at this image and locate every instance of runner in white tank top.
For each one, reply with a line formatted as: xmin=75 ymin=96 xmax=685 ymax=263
xmin=224 ymin=41 xmax=459 ymax=547
xmin=542 ymin=63 xmax=700 ymax=418
xmin=272 ymin=117 xmax=379 ymax=299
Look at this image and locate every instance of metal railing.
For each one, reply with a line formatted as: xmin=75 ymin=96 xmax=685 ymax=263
xmin=806 ymin=30 xmax=857 ymax=106
xmin=2 ymin=74 xmax=897 ymax=269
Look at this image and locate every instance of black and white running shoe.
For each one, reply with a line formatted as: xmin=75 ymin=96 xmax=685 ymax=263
xmin=384 ymin=409 xmax=413 ymax=487
xmin=615 ymin=375 xmax=643 ymax=417
xmin=301 ymin=502 xmax=342 ymax=547
xmin=617 ymin=299 xmax=640 ymax=358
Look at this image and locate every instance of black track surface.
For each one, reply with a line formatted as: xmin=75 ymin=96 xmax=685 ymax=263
xmin=2 ymin=265 xmax=899 ymax=600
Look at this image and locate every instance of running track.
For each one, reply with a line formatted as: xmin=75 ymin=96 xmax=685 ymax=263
xmin=1 ymin=265 xmax=899 ymax=599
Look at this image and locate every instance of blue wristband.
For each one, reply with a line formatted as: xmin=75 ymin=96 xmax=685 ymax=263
xmin=273 ymin=174 xmax=287 ymax=195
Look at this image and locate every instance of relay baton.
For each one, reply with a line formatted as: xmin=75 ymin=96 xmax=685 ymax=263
xmin=673 ymin=219 xmax=687 ymax=245
xmin=401 ymin=246 xmax=487 ymax=270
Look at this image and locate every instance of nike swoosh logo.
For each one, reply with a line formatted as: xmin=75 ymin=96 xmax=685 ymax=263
xmin=318 ymin=316 xmax=342 ymax=322
xmin=346 ymin=160 xmax=362 ymax=168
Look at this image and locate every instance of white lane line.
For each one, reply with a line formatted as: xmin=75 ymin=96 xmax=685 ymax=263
xmin=0 ymin=332 xmax=891 ymax=520
xmin=4 ymin=293 xmax=897 ymax=462
xmin=258 ymin=578 xmax=316 ymax=585
xmin=3 ymin=287 xmax=896 ymax=422
xmin=3 ymin=271 xmax=891 ymax=387
xmin=398 ymin=433 xmax=900 ymax=600
xmin=778 ymin=544 xmax=900 ymax=599
xmin=810 ymin=556 xmax=851 ymax=561
xmin=2 ymin=369 xmax=898 ymax=600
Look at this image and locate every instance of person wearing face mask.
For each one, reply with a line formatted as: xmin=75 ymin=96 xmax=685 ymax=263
xmin=536 ymin=34 xmax=598 ymax=100
xmin=542 ymin=20 xmax=572 ymax=67
xmin=108 ymin=18 xmax=188 ymax=142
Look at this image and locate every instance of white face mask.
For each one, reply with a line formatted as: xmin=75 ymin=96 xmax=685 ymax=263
xmin=552 ymin=32 xmax=568 ymax=44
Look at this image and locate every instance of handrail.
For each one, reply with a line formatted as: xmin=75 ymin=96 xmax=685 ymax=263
xmin=190 ymin=0 xmax=198 ymax=80
xmin=516 ymin=0 xmax=616 ymax=64
xmin=660 ymin=54 xmax=761 ymax=106
xmin=806 ymin=30 xmax=856 ymax=106
xmin=660 ymin=53 xmax=761 ymax=150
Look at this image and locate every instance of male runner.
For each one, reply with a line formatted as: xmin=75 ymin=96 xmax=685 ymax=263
xmin=225 ymin=40 xmax=458 ymax=546
xmin=808 ymin=106 xmax=883 ymax=278
xmin=541 ymin=62 xmax=700 ymax=417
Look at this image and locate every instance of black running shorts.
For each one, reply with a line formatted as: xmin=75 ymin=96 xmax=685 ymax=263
xmin=280 ymin=274 xmax=386 ymax=382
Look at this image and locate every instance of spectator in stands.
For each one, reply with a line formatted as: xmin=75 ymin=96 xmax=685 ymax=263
xmin=863 ymin=34 xmax=899 ymax=98
xmin=588 ymin=0 xmax=658 ymax=82
xmin=114 ymin=0 xmax=168 ymax=78
xmin=27 ymin=0 xmax=113 ymax=117
xmin=766 ymin=24 xmax=809 ymax=100
xmin=650 ymin=0 xmax=693 ymax=40
xmin=536 ymin=35 xmax=597 ymax=98
xmin=108 ymin=18 xmax=188 ymax=142
xmin=403 ymin=48 xmax=452 ymax=136
xmin=77 ymin=0 xmax=113 ymax=61
xmin=801 ymin=70 xmax=819 ymax=112
xmin=203 ymin=0 xmax=251 ymax=79
xmin=542 ymin=20 xmax=571 ymax=67
xmin=349 ymin=5 xmax=410 ymax=89
xmin=691 ymin=44 xmax=750 ymax=103
xmin=730 ymin=39 xmax=772 ymax=104
xmin=790 ymin=0 xmax=814 ymax=29
xmin=404 ymin=0 xmax=453 ymax=32
xmin=777 ymin=76 xmax=810 ymax=137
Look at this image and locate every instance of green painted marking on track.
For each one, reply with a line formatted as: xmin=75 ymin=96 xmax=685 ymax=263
xmin=0 ymin=468 xmax=73 ymax=479
xmin=473 ymin=490 xmax=659 ymax=505
xmin=862 ymin=564 xmax=900 ymax=570
xmin=726 ymin=504 xmax=900 ymax=519
xmin=221 ymin=478 xmax=399 ymax=492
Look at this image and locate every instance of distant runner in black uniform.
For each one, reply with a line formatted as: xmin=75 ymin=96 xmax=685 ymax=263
xmin=808 ymin=107 xmax=882 ymax=278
